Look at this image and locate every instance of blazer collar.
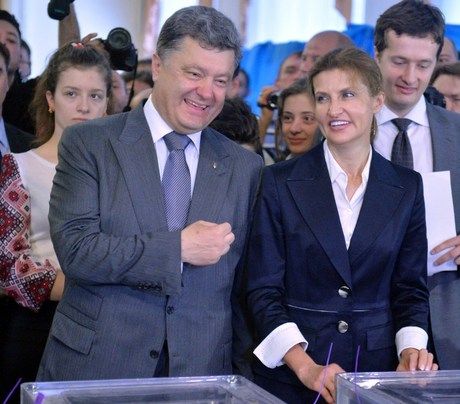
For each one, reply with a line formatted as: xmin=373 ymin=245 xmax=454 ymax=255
xmin=287 ymin=145 xmax=352 ymax=286
xmin=287 ymin=145 xmax=405 ymax=285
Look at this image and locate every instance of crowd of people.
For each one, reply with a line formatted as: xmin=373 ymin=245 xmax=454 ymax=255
xmin=0 ymin=1 xmax=459 ymax=403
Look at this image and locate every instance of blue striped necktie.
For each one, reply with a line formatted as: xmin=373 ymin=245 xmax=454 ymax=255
xmin=162 ymin=132 xmax=191 ymax=231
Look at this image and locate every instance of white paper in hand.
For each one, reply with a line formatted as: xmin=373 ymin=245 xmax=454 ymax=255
xmin=421 ymin=171 xmax=457 ymax=276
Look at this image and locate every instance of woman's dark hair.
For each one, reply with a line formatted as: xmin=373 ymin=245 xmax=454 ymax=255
xmin=31 ymin=42 xmax=112 ymax=146
xmin=209 ymin=97 xmax=262 ymax=156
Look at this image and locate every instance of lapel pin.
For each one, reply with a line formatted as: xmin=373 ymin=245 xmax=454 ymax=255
xmin=212 ymin=162 xmax=217 ymax=169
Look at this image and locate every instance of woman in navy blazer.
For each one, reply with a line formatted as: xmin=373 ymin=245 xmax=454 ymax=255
xmin=246 ymin=48 xmax=437 ymax=404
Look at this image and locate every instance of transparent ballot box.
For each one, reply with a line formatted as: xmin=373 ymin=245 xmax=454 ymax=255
xmin=336 ymin=370 xmax=460 ymax=403
xmin=21 ymin=375 xmax=284 ymax=404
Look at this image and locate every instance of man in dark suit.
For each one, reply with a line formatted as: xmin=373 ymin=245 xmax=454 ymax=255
xmin=373 ymin=0 xmax=460 ymax=369
xmin=37 ymin=6 xmax=262 ymax=381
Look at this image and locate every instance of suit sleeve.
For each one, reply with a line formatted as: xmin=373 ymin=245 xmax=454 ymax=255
xmin=391 ymin=172 xmax=430 ymax=332
xmin=246 ymin=167 xmax=292 ymax=339
xmin=49 ymin=126 xmax=182 ymax=295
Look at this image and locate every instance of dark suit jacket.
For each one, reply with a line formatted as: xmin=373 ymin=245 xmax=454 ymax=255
xmin=246 ymin=145 xmax=429 ymax=398
xmin=5 ymin=122 xmax=34 ymax=153
xmin=426 ymin=103 xmax=460 ymax=369
xmin=37 ymin=105 xmax=262 ymax=381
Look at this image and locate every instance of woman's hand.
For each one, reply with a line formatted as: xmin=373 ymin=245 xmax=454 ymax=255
xmin=284 ymin=344 xmax=345 ymax=403
xmin=397 ymin=348 xmax=438 ymax=371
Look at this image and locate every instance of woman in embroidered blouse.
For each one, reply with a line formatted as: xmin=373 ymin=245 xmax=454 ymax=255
xmin=0 ymin=42 xmax=111 ymax=399
xmin=246 ymin=48 xmax=437 ymax=404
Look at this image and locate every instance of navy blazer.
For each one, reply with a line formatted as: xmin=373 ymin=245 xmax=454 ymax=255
xmin=246 ymin=144 xmax=429 ymax=395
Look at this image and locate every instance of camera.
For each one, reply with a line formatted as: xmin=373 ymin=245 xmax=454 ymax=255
xmin=48 ymin=0 xmax=74 ymax=20
xmin=103 ymin=28 xmax=137 ymax=72
xmin=266 ymin=91 xmax=281 ymax=111
xmin=257 ymin=91 xmax=281 ymax=111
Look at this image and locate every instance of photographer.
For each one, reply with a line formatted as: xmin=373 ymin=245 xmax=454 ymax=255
xmin=257 ymin=51 xmax=302 ymax=154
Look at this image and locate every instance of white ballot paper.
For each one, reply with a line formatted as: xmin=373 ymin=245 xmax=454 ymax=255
xmin=421 ymin=171 xmax=457 ymax=276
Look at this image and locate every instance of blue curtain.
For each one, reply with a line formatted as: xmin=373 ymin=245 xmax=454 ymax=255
xmin=241 ymin=24 xmax=460 ymax=113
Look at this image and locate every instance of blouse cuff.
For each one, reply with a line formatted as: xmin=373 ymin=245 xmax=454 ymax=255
xmin=254 ymin=322 xmax=307 ymax=368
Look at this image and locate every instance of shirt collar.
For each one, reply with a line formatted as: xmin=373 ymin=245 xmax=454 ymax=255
xmin=323 ymin=140 xmax=372 ymax=186
xmin=376 ymin=96 xmax=429 ymax=127
xmin=143 ymin=95 xmax=201 ymax=149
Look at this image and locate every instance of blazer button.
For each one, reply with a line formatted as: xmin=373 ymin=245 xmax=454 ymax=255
xmin=166 ymin=306 xmax=175 ymax=315
xmin=150 ymin=349 xmax=159 ymax=358
xmin=338 ymin=286 xmax=351 ymax=298
xmin=337 ymin=320 xmax=349 ymax=333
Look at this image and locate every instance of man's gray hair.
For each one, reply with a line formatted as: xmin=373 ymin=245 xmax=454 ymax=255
xmin=156 ymin=6 xmax=241 ymax=70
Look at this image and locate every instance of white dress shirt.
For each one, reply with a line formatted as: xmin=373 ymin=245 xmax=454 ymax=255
xmin=143 ymin=96 xmax=201 ymax=189
xmin=254 ymin=141 xmax=427 ymax=369
xmin=374 ymin=96 xmax=433 ymax=174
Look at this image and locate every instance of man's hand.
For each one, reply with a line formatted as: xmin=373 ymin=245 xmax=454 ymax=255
xmin=397 ymin=348 xmax=438 ymax=371
xmin=431 ymin=235 xmax=460 ymax=266
xmin=181 ymin=221 xmax=235 ymax=266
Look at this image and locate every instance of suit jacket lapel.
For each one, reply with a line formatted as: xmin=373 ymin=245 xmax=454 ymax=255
xmin=427 ymin=103 xmax=457 ymax=172
xmin=110 ymin=105 xmax=167 ymax=233
xmin=348 ymin=150 xmax=405 ymax=264
xmin=287 ymin=146 xmax=352 ymax=287
xmin=187 ymin=128 xmax=232 ymax=224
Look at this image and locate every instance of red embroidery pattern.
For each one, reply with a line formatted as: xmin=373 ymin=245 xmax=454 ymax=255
xmin=0 ymin=154 xmax=57 ymax=312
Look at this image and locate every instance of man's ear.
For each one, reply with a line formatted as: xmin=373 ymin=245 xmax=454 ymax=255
xmin=151 ymin=53 xmax=161 ymax=81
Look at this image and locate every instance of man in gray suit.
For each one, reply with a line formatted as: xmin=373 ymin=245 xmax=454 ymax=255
xmin=373 ymin=0 xmax=460 ymax=369
xmin=37 ymin=6 xmax=262 ymax=381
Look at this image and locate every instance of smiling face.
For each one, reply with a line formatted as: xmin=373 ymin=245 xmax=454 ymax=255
xmin=313 ymin=68 xmax=384 ymax=149
xmin=151 ymin=36 xmax=235 ymax=134
xmin=46 ymin=67 xmax=108 ymax=137
xmin=375 ymin=30 xmax=438 ymax=117
xmin=281 ymin=93 xmax=317 ymax=156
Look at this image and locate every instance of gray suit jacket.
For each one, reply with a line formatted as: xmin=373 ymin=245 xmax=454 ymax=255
xmin=37 ymin=105 xmax=262 ymax=381
xmin=426 ymin=102 xmax=460 ymax=370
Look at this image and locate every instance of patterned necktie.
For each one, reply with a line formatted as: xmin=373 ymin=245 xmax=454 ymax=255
xmin=391 ymin=118 xmax=413 ymax=169
xmin=162 ymin=132 xmax=191 ymax=231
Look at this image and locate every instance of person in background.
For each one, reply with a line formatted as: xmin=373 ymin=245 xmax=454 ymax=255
xmin=246 ymin=47 xmax=436 ymax=404
xmin=19 ymin=38 xmax=31 ymax=82
xmin=109 ymin=70 xmax=129 ymax=114
xmin=37 ymin=5 xmax=262 ymax=382
xmin=0 ymin=43 xmax=34 ymax=155
xmin=431 ymin=62 xmax=460 ymax=113
xmin=257 ymin=51 xmax=302 ymax=148
xmin=437 ymin=36 xmax=458 ymax=66
xmin=209 ymin=97 xmax=262 ymax=157
xmin=299 ymin=30 xmax=354 ymax=77
xmin=227 ymin=67 xmax=249 ymax=99
xmin=123 ymin=70 xmax=154 ymax=96
xmin=373 ymin=0 xmax=460 ymax=370
xmin=0 ymin=4 xmax=88 ymax=134
xmin=275 ymin=77 xmax=319 ymax=160
xmin=0 ymin=42 xmax=111 ymax=403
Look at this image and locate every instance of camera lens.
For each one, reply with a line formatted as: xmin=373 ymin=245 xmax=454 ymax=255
xmin=106 ymin=28 xmax=131 ymax=52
